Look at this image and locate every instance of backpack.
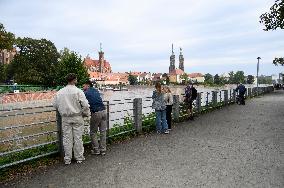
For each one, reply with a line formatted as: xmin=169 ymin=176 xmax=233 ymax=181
xmin=191 ymin=87 xmax=197 ymax=100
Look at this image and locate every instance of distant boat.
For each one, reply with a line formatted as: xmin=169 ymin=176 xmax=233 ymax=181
xmin=121 ymin=87 xmax=128 ymax=91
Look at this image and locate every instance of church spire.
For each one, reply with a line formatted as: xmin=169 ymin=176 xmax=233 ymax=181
xmin=179 ymin=47 xmax=184 ymax=71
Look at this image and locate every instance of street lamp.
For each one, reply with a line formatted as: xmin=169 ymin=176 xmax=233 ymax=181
xmin=257 ymin=57 xmax=261 ymax=95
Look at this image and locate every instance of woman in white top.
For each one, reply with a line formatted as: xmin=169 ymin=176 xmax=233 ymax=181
xmin=164 ymin=86 xmax=173 ymax=130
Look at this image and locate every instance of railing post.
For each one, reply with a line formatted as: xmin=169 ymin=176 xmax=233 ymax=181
xmin=206 ymin=92 xmax=209 ymax=106
xmin=106 ymin=101 xmax=110 ymax=137
xmin=172 ymin=95 xmax=180 ymax=122
xmin=133 ymin=98 xmax=142 ymax=133
xmin=56 ymin=111 xmax=64 ymax=160
xmin=196 ymin=93 xmax=202 ymax=113
xmin=212 ymin=91 xmax=217 ymax=107
xmin=248 ymin=88 xmax=252 ymax=98
xmin=232 ymin=89 xmax=236 ymax=103
xmin=224 ymin=90 xmax=228 ymax=105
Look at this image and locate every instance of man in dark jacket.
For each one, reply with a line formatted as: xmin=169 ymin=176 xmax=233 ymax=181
xmin=83 ymin=81 xmax=107 ymax=155
xmin=236 ymin=83 xmax=246 ymax=105
xmin=184 ymin=83 xmax=197 ymax=120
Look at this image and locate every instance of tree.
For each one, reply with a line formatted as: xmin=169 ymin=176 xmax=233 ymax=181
xmin=247 ymin=75 xmax=255 ymax=84
xmin=55 ymin=48 xmax=89 ymax=86
xmin=273 ymin=57 xmax=284 ymax=66
xmin=258 ymin=75 xmax=273 ymax=84
xmin=0 ymin=23 xmax=15 ymax=51
xmin=260 ymin=0 xmax=284 ymax=31
xmin=228 ymin=71 xmax=235 ymax=84
xmin=162 ymin=73 xmax=170 ymax=85
xmin=213 ymin=74 xmax=220 ymax=85
xmin=128 ymin=74 xmax=138 ymax=85
xmin=9 ymin=37 xmax=59 ymax=86
xmin=234 ymin=71 xmax=245 ymax=84
xmin=180 ymin=73 xmax=189 ymax=83
xmin=204 ymin=73 xmax=213 ymax=84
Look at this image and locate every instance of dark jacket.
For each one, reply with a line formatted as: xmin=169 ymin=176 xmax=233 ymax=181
xmin=236 ymin=84 xmax=246 ymax=95
xmin=84 ymin=87 xmax=105 ymax=113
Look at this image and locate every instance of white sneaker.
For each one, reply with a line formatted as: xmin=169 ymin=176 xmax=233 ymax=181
xmin=101 ymin=151 xmax=106 ymax=156
xmin=65 ymin=161 xmax=71 ymax=165
xmin=76 ymin=160 xmax=83 ymax=164
xmin=164 ymin=130 xmax=169 ymax=134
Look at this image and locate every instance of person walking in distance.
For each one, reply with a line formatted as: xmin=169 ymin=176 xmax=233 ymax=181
xmin=184 ymin=83 xmax=197 ymax=120
xmin=83 ymin=80 xmax=107 ymax=156
xmin=53 ymin=73 xmax=90 ymax=165
xmin=152 ymin=82 xmax=169 ymax=134
xmin=236 ymin=83 xmax=247 ymax=105
xmin=164 ymin=86 xmax=173 ymax=130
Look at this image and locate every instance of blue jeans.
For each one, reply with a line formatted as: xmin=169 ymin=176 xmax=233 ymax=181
xmin=155 ymin=110 xmax=168 ymax=133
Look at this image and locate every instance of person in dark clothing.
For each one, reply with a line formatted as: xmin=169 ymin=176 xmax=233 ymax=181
xmin=184 ymin=83 xmax=197 ymax=120
xmin=164 ymin=86 xmax=173 ymax=130
xmin=236 ymin=83 xmax=246 ymax=105
xmin=83 ymin=80 xmax=107 ymax=156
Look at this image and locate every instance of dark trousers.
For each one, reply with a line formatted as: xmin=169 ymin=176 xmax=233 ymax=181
xmin=239 ymin=94 xmax=245 ymax=105
xmin=166 ymin=105 xmax=172 ymax=129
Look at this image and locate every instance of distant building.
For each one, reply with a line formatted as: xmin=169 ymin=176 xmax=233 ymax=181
xmin=169 ymin=69 xmax=185 ymax=83
xmin=84 ymin=44 xmax=112 ymax=74
xmin=188 ymin=73 xmax=205 ymax=83
xmin=178 ymin=48 xmax=184 ymax=71
xmin=169 ymin=44 xmax=175 ymax=73
xmin=169 ymin=44 xmax=185 ymax=73
xmin=0 ymin=48 xmax=17 ymax=65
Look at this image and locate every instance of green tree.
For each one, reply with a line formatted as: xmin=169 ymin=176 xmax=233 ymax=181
xmin=234 ymin=71 xmax=245 ymax=84
xmin=0 ymin=23 xmax=15 ymax=51
xmin=55 ymin=48 xmax=89 ymax=86
xmin=204 ymin=73 xmax=213 ymax=84
xmin=180 ymin=73 xmax=189 ymax=83
xmin=9 ymin=37 xmax=59 ymax=86
xmin=128 ymin=74 xmax=138 ymax=85
xmin=273 ymin=57 xmax=284 ymax=66
xmin=162 ymin=73 xmax=170 ymax=85
xmin=213 ymin=74 xmax=220 ymax=85
xmin=228 ymin=71 xmax=235 ymax=84
xmin=219 ymin=76 xmax=228 ymax=85
xmin=260 ymin=0 xmax=284 ymax=31
xmin=247 ymin=75 xmax=255 ymax=84
xmin=260 ymin=1 xmax=284 ymax=68
xmin=0 ymin=63 xmax=5 ymax=83
xmin=258 ymin=75 xmax=273 ymax=84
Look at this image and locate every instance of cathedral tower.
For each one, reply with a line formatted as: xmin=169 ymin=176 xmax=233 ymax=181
xmin=98 ymin=43 xmax=104 ymax=73
xmin=169 ymin=44 xmax=175 ymax=73
xmin=179 ymin=47 xmax=184 ymax=71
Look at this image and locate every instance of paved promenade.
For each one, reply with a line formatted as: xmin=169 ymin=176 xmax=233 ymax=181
xmin=5 ymin=91 xmax=284 ymax=188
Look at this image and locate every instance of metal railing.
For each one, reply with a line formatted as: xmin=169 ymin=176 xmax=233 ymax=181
xmin=0 ymin=86 xmax=274 ymax=169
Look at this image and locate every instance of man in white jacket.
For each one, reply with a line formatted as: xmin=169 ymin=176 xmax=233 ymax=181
xmin=53 ymin=73 xmax=90 ymax=165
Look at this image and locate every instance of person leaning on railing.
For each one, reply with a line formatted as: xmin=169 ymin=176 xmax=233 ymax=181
xmin=53 ymin=73 xmax=91 ymax=165
xmin=83 ymin=80 xmax=107 ymax=156
xmin=164 ymin=86 xmax=173 ymax=130
xmin=152 ymin=82 xmax=169 ymax=134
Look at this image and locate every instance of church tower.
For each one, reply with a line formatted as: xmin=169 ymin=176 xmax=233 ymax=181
xmin=169 ymin=44 xmax=175 ymax=73
xmin=98 ymin=43 xmax=104 ymax=73
xmin=179 ymin=47 xmax=184 ymax=71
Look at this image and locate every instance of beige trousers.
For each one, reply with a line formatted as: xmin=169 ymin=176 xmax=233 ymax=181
xmin=62 ymin=116 xmax=85 ymax=163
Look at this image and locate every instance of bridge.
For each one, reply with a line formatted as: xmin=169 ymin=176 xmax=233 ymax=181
xmin=2 ymin=89 xmax=284 ymax=187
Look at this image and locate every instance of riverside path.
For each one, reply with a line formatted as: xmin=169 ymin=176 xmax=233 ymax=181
xmin=4 ymin=90 xmax=284 ymax=188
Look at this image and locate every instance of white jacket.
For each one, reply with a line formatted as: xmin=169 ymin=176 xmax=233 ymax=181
xmin=164 ymin=93 xmax=173 ymax=106
xmin=53 ymin=85 xmax=90 ymax=117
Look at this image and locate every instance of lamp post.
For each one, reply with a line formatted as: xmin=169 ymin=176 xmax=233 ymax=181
xmin=257 ymin=57 xmax=261 ymax=95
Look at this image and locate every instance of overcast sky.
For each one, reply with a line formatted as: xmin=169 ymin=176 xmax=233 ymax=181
xmin=0 ymin=0 xmax=283 ymax=75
